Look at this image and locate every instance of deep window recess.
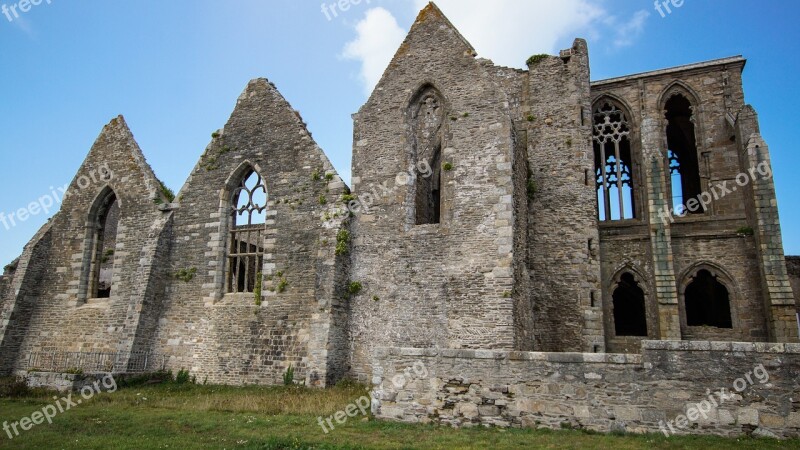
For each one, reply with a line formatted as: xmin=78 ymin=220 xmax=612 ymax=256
xmin=612 ymin=273 xmax=648 ymax=337
xmin=409 ymin=86 xmax=445 ymax=225
xmin=594 ymin=101 xmax=635 ymax=221
xmin=89 ymin=191 xmax=118 ymax=299
xmin=665 ymin=95 xmax=703 ymax=215
xmin=685 ymin=269 xmax=732 ymax=328
xmin=228 ymin=170 xmax=267 ymax=294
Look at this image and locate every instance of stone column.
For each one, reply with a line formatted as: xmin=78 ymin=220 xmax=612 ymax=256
xmin=736 ymin=106 xmax=798 ymax=343
xmin=640 ymin=110 xmax=681 ymax=340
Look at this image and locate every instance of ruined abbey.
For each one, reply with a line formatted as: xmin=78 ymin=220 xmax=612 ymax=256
xmin=2 ymin=3 xmax=799 ymax=438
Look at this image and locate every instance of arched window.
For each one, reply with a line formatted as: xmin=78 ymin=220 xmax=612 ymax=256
xmin=409 ymin=86 xmax=445 ymax=225
xmin=612 ymin=272 xmax=648 ymax=336
xmin=665 ymin=94 xmax=703 ymax=215
xmin=685 ymin=269 xmax=732 ymax=328
xmin=593 ymin=100 xmax=635 ymax=221
xmin=227 ymin=169 xmax=267 ymax=294
xmin=87 ymin=189 xmax=118 ymax=299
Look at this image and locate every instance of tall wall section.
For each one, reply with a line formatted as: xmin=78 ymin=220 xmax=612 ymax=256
xmin=150 ymin=79 xmax=349 ymax=386
xmin=524 ymin=41 xmax=603 ymax=353
xmin=589 ymin=58 xmax=792 ymax=351
xmin=347 ymin=4 xmax=526 ymax=381
xmin=0 ymin=117 xmax=170 ymax=373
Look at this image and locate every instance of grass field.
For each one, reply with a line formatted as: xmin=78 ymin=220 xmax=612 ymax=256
xmin=0 ymin=377 xmax=798 ymax=449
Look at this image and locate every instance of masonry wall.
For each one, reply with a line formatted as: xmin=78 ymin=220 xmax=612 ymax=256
xmin=788 ymin=256 xmax=800 ymax=315
xmin=372 ymin=343 xmax=800 ymax=438
xmin=0 ymin=265 xmax=11 ymax=314
xmin=0 ymin=224 xmax=54 ymax=374
xmin=589 ymin=60 xmax=787 ymax=349
xmin=347 ymin=4 xmax=522 ymax=381
xmin=0 ymin=117 xmax=169 ymax=374
xmin=525 ymin=41 xmax=602 ymax=353
xmin=150 ymin=79 xmax=348 ymax=386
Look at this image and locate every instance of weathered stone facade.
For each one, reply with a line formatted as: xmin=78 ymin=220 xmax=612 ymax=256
xmin=1 ymin=2 xmax=797 ymax=438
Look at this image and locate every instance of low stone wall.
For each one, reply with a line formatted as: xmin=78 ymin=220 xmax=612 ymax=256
xmin=371 ymin=341 xmax=800 ymax=439
xmin=23 ymin=372 xmax=114 ymax=393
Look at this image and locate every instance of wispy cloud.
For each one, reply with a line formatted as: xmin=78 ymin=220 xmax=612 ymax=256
xmin=609 ymin=10 xmax=650 ymax=49
xmin=5 ymin=14 xmax=35 ymax=37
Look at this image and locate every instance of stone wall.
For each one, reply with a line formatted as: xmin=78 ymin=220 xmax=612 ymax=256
xmin=590 ymin=58 xmax=796 ymax=349
xmin=23 ymin=371 xmax=115 ymax=393
xmin=150 ymin=79 xmax=348 ymax=387
xmin=0 ymin=117 xmax=170 ymax=376
xmin=347 ymin=4 xmax=521 ymax=381
xmin=371 ymin=343 xmax=800 ymax=438
xmin=526 ymin=41 xmax=602 ymax=352
xmin=0 ymin=223 xmax=53 ymax=375
xmin=787 ymin=256 xmax=800 ymax=315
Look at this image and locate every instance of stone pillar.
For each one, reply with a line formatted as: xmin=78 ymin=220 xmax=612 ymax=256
xmin=736 ymin=106 xmax=798 ymax=342
xmin=526 ymin=39 xmax=604 ymax=352
xmin=640 ymin=111 xmax=681 ymax=340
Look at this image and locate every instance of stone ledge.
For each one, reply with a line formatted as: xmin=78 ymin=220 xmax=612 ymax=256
xmin=374 ymin=348 xmax=642 ymax=365
xmin=642 ymin=340 xmax=800 ymax=354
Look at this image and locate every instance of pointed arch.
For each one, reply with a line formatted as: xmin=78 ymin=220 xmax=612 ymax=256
xmin=608 ymin=266 xmax=650 ymax=337
xmin=592 ymin=96 xmax=638 ymax=221
xmin=679 ymin=262 xmax=737 ymax=330
xmin=658 ymin=80 xmax=702 ymax=112
xmin=80 ymin=186 xmax=120 ymax=302
xmin=407 ymin=83 xmax=448 ymax=225
xmin=659 ymin=82 xmax=704 ymax=216
xmin=221 ymin=163 xmax=268 ymax=294
xmin=591 ymin=93 xmax=638 ymax=129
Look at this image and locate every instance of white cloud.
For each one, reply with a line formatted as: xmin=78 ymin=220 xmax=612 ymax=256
xmin=412 ymin=0 xmax=605 ymax=67
xmin=341 ymin=7 xmax=407 ymax=96
xmin=342 ymin=1 xmax=651 ymax=94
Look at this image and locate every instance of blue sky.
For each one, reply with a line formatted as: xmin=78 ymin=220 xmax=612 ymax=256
xmin=0 ymin=0 xmax=798 ymax=265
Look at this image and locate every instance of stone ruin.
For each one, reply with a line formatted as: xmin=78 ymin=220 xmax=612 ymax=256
xmin=1 ymin=2 xmax=799 ymax=439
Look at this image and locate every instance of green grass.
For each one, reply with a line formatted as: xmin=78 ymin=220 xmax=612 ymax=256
xmin=0 ymin=381 xmax=797 ymax=449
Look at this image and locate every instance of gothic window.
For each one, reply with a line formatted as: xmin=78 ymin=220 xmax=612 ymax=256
xmin=612 ymin=272 xmax=648 ymax=337
xmin=593 ymin=101 xmax=635 ymax=221
xmin=88 ymin=189 xmax=118 ymax=299
xmin=685 ymin=269 xmax=732 ymax=328
xmin=409 ymin=86 xmax=445 ymax=225
xmin=227 ymin=169 xmax=267 ymax=294
xmin=665 ymin=94 xmax=703 ymax=215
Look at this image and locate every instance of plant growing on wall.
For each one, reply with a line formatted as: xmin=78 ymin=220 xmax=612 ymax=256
xmin=335 ymin=229 xmax=350 ymax=256
xmin=276 ymin=276 xmax=289 ymax=293
xmin=254 ymin=272 xmax=263 ymax=306
xmin=101 ymin=249 xmax=115 ymax=264
xmin=526 ymin=54 xmax=549 ymax=66
xmin=175 ymin=267 xmax=198 ymax=282
xmin=527 ymin=178 xmax=537 ymax=200
xmin=283 ymin=365 xmax=295 ymax=385
xmin=348 ymin=281 xmax=363 ymax=296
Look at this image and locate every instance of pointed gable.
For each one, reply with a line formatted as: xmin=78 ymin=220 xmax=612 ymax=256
xmin=61 ymin=115 xmax=165 ymax=211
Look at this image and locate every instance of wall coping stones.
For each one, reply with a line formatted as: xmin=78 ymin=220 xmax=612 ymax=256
xmin=375 ymin=347 xmax=643 ymax=365
xmin=642 ymin=340 xmax=800 ymax=354
xmin=376 ymin=340 xmax=800 ymax=367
